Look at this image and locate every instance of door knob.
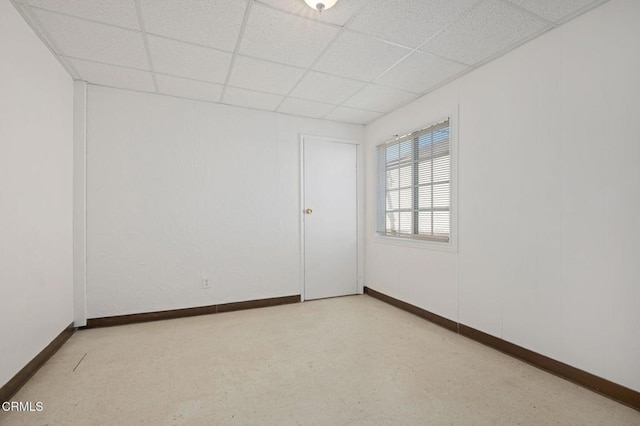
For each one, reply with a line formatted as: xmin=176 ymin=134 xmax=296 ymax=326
xmin=305 ymin=208 xmax=313 ymax=214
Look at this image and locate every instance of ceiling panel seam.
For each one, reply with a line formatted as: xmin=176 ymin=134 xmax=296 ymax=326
xmin=219 ymin=1 xmax=255 ymax=103
xmin=17 ymin=1 xmax=499 ymax=78
xmin=10 ymin=0 xmax=613 ymax=125
xmin=133 ymin=0 xmax=158 ymax=92
xmin=254 ymin=0 xmax=343 ymax=29
xmin=274 ymin=0 xmax=375 ymax=114
xmin=54 ymin=55 xmax=379 ymax=104
xmin=23 ymin=4 xmax=141 ymax=32
xmin=320 ymin=0 xmax=495 ymax=120
xmin=495 ymin=0 xmax=557 ymax=26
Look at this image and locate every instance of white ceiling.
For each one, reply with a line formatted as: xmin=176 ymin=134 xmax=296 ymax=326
xmin=12 ymin=0 xmax=608 ymax=124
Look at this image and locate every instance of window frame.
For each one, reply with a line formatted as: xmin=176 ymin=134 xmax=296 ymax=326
xmin=373 ymin=112 xmax=458 ymax=253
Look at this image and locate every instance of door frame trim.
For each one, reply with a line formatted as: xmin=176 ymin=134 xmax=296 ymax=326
xmin=299 ymin=134 xmax=364 ymax=302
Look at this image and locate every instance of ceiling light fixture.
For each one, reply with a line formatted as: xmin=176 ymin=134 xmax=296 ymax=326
xmin=304 ymin=0 xmax=337 ymax=13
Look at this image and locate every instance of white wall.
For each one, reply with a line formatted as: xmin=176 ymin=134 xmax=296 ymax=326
xmin=365 ymin=0 xmax=640 ymax=392
xmin=0 ymin=1 xmax=73 ymax=388
xmin=85 ymin=86 xmax=363 ymax=318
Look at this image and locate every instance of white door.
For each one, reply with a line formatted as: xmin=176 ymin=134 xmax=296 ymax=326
xmin=303 ymin=137 xmax=358 ymax=300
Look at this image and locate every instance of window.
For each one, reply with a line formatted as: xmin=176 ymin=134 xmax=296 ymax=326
xmin=376 ymin=119 xmax=451 ymax=243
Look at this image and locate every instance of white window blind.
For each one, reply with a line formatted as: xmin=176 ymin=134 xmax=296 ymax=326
xmin=376 ymin=119 xmax=450 ymax=242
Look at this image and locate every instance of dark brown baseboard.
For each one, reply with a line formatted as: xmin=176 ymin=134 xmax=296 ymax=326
xmin=364 ymin=287 xmax=458 ymax=333
xmin=364 ymin=286 xmax=640 ymax=411
xmin=0 ymin=323 xmax=75 ymax=403
xmin=83 ymin=295 xmax=301 ymax=328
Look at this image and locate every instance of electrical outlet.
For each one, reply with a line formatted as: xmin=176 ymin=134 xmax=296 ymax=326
xmin=202 ymin=278 xmax=210 ymax=289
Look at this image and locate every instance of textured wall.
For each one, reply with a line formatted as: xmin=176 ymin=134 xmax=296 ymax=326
xmin=85 ymin=86 xmax=363 ymax=318
xmin=365 ymin=0 xmax=640 ymax=392
xmin=0 ymin=1 xmax=73 ymax=388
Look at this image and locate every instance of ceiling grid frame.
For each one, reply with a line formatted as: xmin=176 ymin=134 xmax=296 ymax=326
xmin=337 ymin=0 xmax=558 ymax=119
xmin=132 ymin=0 xmax=158 ymax=92
xmin=271 ymin=0 xmax=375 ymax=115
xmin=9 ymin=0 xmax=612 ymax=125
xmin=219 ymin=1 xmax=255 ymax=103
xmin=496 ymin=0 xmax=557 ymax=27
xmin=320 ymin=0 xmax=496 ymax=120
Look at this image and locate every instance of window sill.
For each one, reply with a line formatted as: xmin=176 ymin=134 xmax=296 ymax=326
xmin=370 ymin=234 xmax=458 ymax=253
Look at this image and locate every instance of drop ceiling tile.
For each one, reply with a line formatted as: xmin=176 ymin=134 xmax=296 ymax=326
xmin=229 ymin=56 xmax=305 ymax=95
xmin=325 ymin=106 xmax=381 ymax=124
xmin=278 ymin=98 xmax=335 ymax=119
xmin=156 ymin=74 xmax=223 ymax=103
xmin=147 ymin=36 xmax=232 ymax=84
xmin=419 ymin=0 xmax=549 ymax=65
xmin=312 ymin=31 xmax=411 ymax=81
xmin=240 ymin=4 xmax=339 ymax=68
xmin=375 ymin=51 xmax=469 ymax=94
xmin=223 ymin=87 xmax=284 ymax=111
xmin=290 ymin=71 xmax=366 ymax=104
xmin=33 ymin=9 xmax=148 ymax=69
xmin=256 ymin=0 xmax=370 ymax=26
xmin=348 ymin=0 xmax=479 ymax=48
xmin=20 ymin=0 xmax=140 ymax=29
xmin=69 ymin=58 xmax=154 ymax=92
xmin=343 ymin=84 xmax=416 ymax=113
xmin=507 ymin=0 xmax=603 ymax=23
xmin=139 ymin=0 xmax=247 ymax=52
